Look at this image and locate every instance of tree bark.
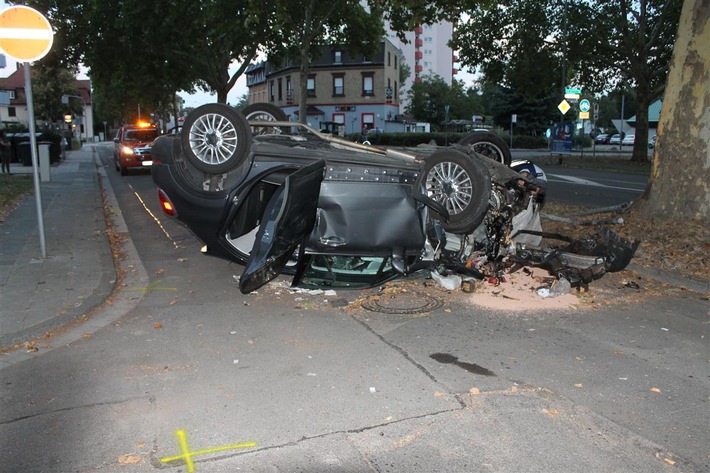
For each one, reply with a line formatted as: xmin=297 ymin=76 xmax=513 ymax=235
xmin=633 ymin=0 xmax=709 ymax=223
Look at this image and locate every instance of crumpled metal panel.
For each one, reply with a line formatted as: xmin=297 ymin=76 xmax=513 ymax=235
xmin=307 ymin=181 xmax=426 ymax=255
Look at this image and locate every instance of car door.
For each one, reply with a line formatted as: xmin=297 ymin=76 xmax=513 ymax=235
xmin=238 ymin=160 xmax=325 ymax=294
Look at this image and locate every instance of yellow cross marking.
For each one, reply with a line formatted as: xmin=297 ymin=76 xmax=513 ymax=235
xmin=160 ymin=429 xmax=256 ymax=472
xmin=136 ymin=279 xmax=177 ymax=292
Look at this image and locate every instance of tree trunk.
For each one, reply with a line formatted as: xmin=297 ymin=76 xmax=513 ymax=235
xmin=632 ymin=0 xmax=709 ymax=223
xmin=630 ymin=92 xmax=650 ymax=163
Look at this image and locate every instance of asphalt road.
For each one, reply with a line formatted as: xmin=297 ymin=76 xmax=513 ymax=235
xmin=0 ymin=145 xmax=706 ymax=472
xmin=539 ymin=165 xmax=648 ymax=207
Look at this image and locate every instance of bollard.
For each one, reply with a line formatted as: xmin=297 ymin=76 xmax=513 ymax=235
xmin=38 ymin=142 xmax=51 ymax=182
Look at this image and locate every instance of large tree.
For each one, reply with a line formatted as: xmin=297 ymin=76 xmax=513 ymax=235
xmin=26 ymin=0 xmax=277 ymax=118
xmin=633 ymin=0 xmax=709 ymax=222
xmin=30 ymin=64 xmax=83 ymax=125
xmin=574 ymin=0 xmax=683 ymax=162
xmin=447 ymin=0 xmax=681 ymax=162
xmin=405 ymin=75 xmax=484 ymax=127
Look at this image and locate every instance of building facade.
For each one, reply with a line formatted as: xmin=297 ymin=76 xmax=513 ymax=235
xmin=0 ymin=65 xmax=94 ymax=140
xmin=385 ymin=20 xmax=458 ymax=109
xmin=247 ymin=39 xmax=402 ymax=135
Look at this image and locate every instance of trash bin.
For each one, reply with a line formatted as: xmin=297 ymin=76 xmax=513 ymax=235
xmin=18 ymin=141 xmax=32 ymax=166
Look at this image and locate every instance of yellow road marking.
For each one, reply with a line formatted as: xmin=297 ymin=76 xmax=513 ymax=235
xmin=160 ymin=429 xmax=256 ymax=472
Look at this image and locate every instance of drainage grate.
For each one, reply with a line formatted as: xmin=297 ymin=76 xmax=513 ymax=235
xmin=361 ymin=292 xmax=443 ymax=314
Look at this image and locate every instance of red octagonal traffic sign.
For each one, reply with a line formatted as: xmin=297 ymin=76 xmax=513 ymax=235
xmin=0 ymin=6 xmax=54 ymax=62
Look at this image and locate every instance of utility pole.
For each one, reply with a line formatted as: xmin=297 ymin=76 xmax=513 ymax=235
xmin=559 ymin=0 xmax=568 ymax=130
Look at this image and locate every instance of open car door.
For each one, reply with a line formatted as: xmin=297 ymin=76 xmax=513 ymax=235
xmin=239 ymin=160 xmax=325 ymax=293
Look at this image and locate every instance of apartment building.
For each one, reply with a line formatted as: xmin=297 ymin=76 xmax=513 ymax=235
xmin=385 ymin=20 xmax=458 ymax=108
xmin=246 ymin=39 xmax=402 ymax=134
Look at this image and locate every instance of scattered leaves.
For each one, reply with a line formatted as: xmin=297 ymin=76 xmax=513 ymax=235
xmin=153 ymin=323 xmax=163 ymax=329
xmin=542 ymin=408 xmax=559 ymax=417
xmin=543 ymin=202 xmax=709 ymax=283
xmin=574 ymin=383 xmax=583 ymax=388
xmin=650 ymin=387 xmax=661 ymax=394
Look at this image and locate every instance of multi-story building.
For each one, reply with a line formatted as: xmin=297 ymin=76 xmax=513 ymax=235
xmin=246 ymin=39 xmax=402 ymax=134
xmin=0 ymin=64 xmax=94 ymax=140
xmin=385 ymin=20 xmax=458 ymax=109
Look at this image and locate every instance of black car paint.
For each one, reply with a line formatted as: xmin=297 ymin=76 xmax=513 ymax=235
xmin=152 ymin=132 xmax=431 ymax=291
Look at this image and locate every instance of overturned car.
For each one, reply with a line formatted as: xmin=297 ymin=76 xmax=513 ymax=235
xmin=151 ymin=103 xmax=637 ymax=294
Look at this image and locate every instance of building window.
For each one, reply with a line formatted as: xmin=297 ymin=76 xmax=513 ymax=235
xmin=333 ymin=50 xmax=342 ymax=63
xmin=307 ymin=75 xmax=316 ymax=97
xmin=362 ymin=74 xmax=374 ymax=96
xmin=8 ymin=106 xmax=16 ymax=117
xmin=277 ymin=78 xmax=283 ymax=101
xmin=270 ymin=80 xmax=275 ymax=102
xmin=387 ymin=52 xmax=391 ymax=66
xmin=332 ymin=75 xmax=344 ymax=96
xmin=362 ymin=113 xmax=375 ymax=132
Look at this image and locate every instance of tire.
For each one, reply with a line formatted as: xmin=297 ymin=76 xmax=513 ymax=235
xmin=423 ymin=150 xmax=491 ymax=234
xmin=120 ymin=163 xmax=127 ymax=176
xmin=181 ymin=103 xmax=252 ymax=174
xmin=242 ymin=103 xmax=290 ymax=135
xmin=458 ymin=131 xmax=512 ymax=165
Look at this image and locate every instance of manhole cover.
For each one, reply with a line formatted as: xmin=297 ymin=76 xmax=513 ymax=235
xmin=361 ymin=292 xmax=443 ymax=314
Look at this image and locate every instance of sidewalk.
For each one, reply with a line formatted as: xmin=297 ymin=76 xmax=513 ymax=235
xmin=0 ymin=146 xmax=117 ymax=349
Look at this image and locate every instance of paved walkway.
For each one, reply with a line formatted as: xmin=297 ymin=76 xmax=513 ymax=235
xmin=0 ymin=146 xmax=116 ymax=349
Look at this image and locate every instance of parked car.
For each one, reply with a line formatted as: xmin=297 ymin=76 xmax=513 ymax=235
xmin=594 ymin=133 xmax=610 ymax=144
xmin=622 ymin=134 xmax=635 ymax=145
xmin=151 ymin=103 xmax=637 ymax=294
xmin=113 ymin=123 xmax=160 ymax=175
xmin=649 ymin=135 xmax=657 ymax=149
xmin=609 ymin=134 xmax=622 ymax=145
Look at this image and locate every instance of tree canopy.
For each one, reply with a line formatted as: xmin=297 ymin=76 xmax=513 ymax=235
xmin=449 ymin=0 xmax=681 ymax=161
xmin=405 ymin=75 xmax=484 ymax=127
xmin=27 ymin=0 xmax=279 ymax=122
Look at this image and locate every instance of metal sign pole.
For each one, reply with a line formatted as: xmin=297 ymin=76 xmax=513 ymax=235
xmin=23 ymin=61 xmax=47 ymax=258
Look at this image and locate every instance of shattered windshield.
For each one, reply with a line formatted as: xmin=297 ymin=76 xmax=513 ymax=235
xmin=299 ymin=256 xmax=398 ymax=289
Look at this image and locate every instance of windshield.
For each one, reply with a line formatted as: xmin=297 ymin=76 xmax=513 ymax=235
xmin=298 ymin=255 xmax=398 ymax=289
xmin=124 ymin=129 xmax=159 ymax=141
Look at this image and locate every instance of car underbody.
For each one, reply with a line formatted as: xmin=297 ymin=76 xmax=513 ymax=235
xmin=151 ymin=103 xmax=638 ymax=295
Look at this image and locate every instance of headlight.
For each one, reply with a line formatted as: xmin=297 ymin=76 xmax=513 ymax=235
xmin=121 ymin=145 xmax=134 ymax=155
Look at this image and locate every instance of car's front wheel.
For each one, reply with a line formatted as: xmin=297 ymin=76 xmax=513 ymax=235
xmin=458 ymin=131 xmax=512 ymax=165
xmin=181 ymin=104 xmax=252 ymax=174
xmin=423 ymin=150 xmax=491 ymax=234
